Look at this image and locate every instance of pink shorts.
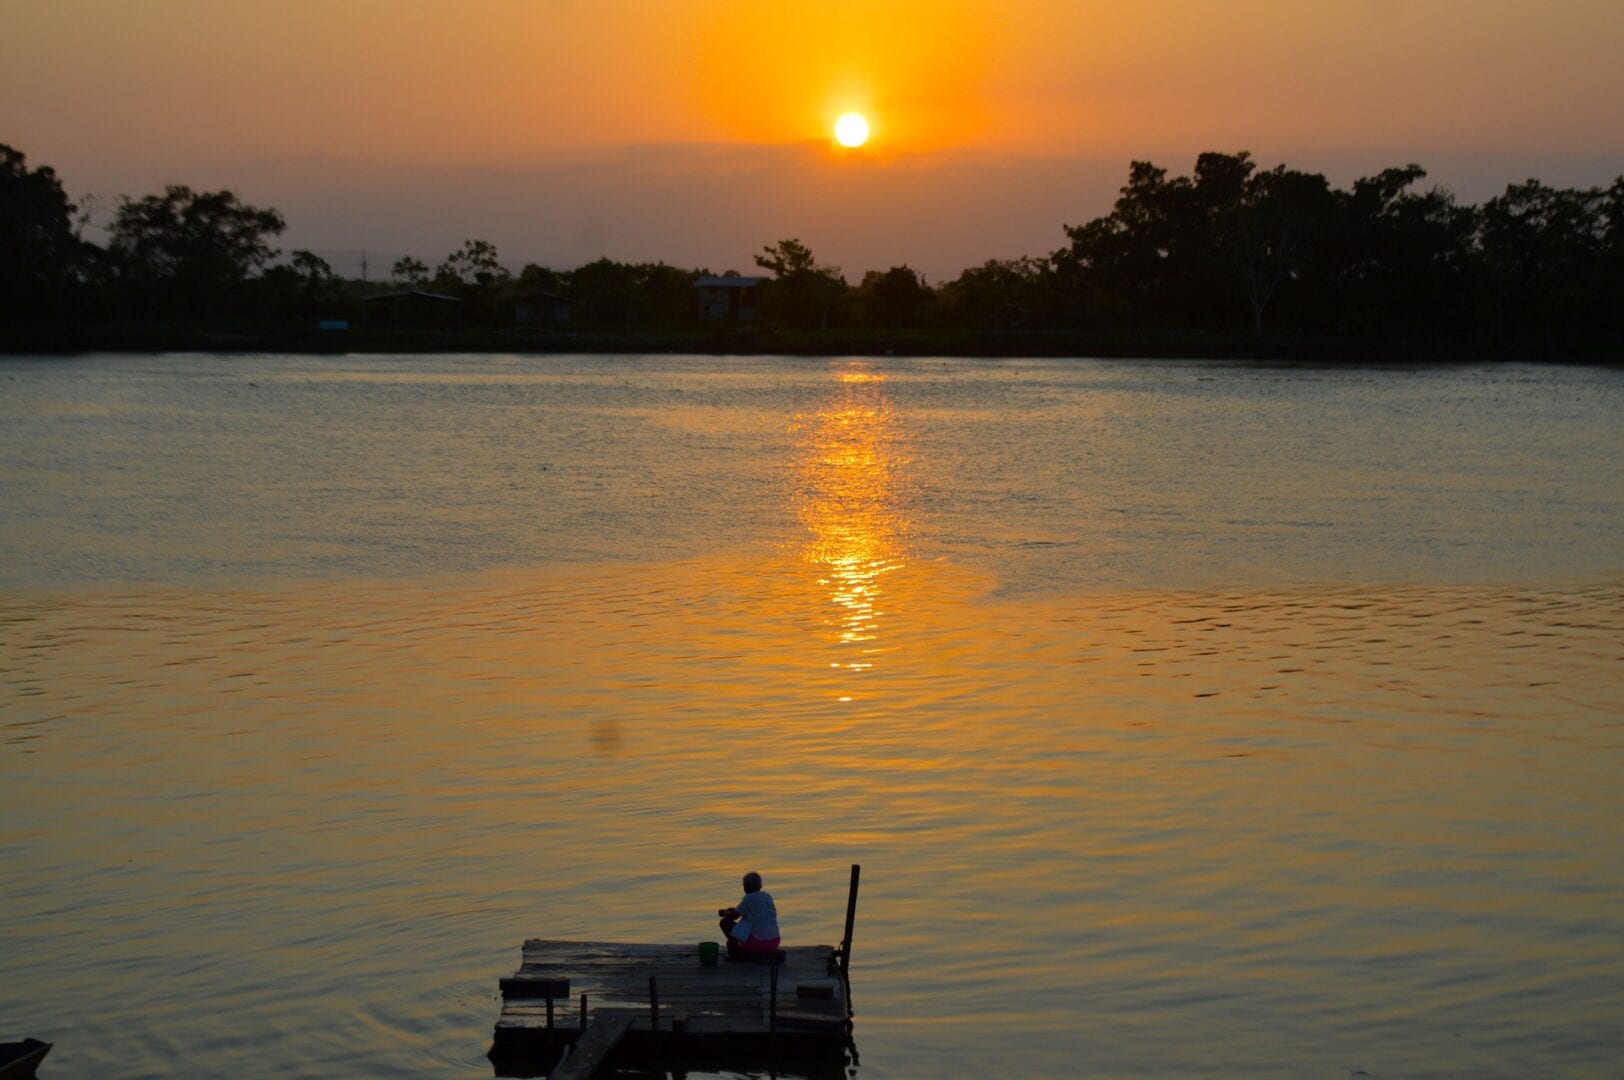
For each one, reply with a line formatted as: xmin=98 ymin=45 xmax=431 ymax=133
xmin=741 ymin=935 xmax=781 ymax=953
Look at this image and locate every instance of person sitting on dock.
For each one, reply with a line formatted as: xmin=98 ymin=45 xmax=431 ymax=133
xmin=717 ymin=871 xmax=781 ymax=960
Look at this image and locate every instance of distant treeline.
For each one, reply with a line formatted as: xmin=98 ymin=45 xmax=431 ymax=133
xmin=4 ymin=142 xmax=1622 ymax=351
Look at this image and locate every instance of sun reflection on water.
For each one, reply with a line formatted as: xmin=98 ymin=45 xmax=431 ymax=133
xmin=795 ymin=362 xmax=911 ymax=683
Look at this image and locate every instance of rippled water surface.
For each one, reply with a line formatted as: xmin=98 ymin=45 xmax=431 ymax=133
xmin=2 ymin=354 xmax=1621 ymax=1078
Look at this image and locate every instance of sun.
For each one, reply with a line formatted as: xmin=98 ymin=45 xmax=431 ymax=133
xmin=834 ymin=113 xmax=870 ymax=148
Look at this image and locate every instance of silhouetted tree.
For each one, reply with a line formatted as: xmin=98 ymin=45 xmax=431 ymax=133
xmin=0 ymin=143 xmax=81 ymax=325
xmin=391 ymin=256 xmax=430 ymax=288
xmin=109 ymin=185 xmax=284 ymax=319
xmin=1059 ymin=159 xmax=1207 ymax=333
xmin=5 ymin=140 xmax=1620 ymax=350
xmin=431 ymin=239 xmax=511 ymax=321
xmin=855 ymin=265 xmax=934 ymax=328
xmin=939 ymin=257 xmax=1053 ymax=331
xmin=1330 ymin=165 xmax=1476 ymax=336
xmin=1603 ymin=177 xmax=1624 ymax=339
xmin=562 ymin=258 xmax=701 ymax=328
xmin=1220 ymin=162 xmax=1336 ymax=337
xmin=754 ymin=238 xmax=846 ymax=328
xmin=516 ymin=263 xmax=564 ymax=296
xmin=566 ymin=257 xmax=638 ymax=326
xmin=636 ymin=262 xmax=705 ymax=326
xmin=1477 ymin=179 xmax=1611 ymax=342
xmin=1059 ymin=152 xmax=1336 ymax=338
xmin=754 ymin=238 xmax=817 ymax=278
xmin=435 ymin=239 xmax=509 ymax=292
xmin=258 ymin=250 xmax=342 ymax=319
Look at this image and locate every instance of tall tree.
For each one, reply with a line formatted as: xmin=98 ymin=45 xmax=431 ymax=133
xmin=0 ymin=143 xmax=80 ymax=325
xmin=258 ymin=250 xmax=342 ymax=318
xmin=561 ymin=259 xmax=702 ymax=328
xmin=754 ymin=238 xmax=818 ymax=278
xmin=391 ymin=256 xmax=430 ymax=288
xmin=109 ymin=185 xmax=285 ymax=318
xmin=856 ymin=265 xmax=934 ymax=328
xmin=1478 ymin=179 xmax=1610 ymax=341
xmin=1331 ymin=165 xmax=1476 ymax=335
xmin=754 ymin=238 xmax=846 ymax=328
xmin=565 ymin=257 xmax=638 ymax=326
xmin=1061 ymin=152 xmax=1334 ymax=337
xmin=939 ymin=257 xmax=1051 ymax=331
xmin=1061 ymin=158 xmax=1211 ymax=332
xmin=1602 ymin=177 xmax=1624 ymax=338
xmin=434 ymin=239 xmax=509 ymax=292
xmin=431 ymin=239 xmax=511 ymax=322
xmin=1219 ymin=163 xmax=1335 ymax=337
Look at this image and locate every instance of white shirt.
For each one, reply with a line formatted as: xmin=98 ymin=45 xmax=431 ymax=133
xmin=735 ymin=889 xmax=779 ymax=941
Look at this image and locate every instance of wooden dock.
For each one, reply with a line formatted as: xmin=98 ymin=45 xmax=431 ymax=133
xmin=490 ymin=866 xmax=861 ymax=1078
xmin=490 ymin=941 xmax=852 ymax=1077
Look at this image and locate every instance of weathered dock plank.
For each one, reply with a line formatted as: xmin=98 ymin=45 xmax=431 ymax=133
xmin=493 ymin=940 xmax=848 ymax=1042
xmin=547 ymin=1011 xmax=634 ymax=1080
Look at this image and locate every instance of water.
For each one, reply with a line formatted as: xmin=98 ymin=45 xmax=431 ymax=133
xmin=1 ymin=354 xmax=1620 ymax=1078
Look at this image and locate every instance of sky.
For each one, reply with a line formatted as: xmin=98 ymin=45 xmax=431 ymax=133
xmin=4 ymin=0 xmax=1624 ymax=282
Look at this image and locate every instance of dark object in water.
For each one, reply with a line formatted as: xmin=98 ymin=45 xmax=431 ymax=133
xmin=0 ymin=1039 xmax=51 ymax=1080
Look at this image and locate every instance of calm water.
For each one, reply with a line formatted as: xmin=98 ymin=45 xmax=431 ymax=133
xmin=1 ymin=354 xmax=1620 ymax=1078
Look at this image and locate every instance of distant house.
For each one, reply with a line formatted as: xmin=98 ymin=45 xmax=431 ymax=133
xmin=361 ymin=290 xmax=461 ymax=329
xmin=694 ymin=275 xmax=767 ymax=321
xmin=515 ymin=290 xmax=571 ymax=329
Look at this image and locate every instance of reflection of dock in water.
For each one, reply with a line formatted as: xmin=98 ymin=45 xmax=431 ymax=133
xmin=489 ymin=867 xmax=861 ymax=1078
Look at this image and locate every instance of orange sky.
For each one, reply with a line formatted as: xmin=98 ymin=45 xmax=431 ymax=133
xmin=4 ymin=0 xmax=1622 ymax=278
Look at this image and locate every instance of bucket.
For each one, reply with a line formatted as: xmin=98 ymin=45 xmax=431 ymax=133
xmin=698 ymin=941 xmax=719 ymax=967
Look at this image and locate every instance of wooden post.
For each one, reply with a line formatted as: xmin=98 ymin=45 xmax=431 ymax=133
xmin=769 ymin=952 xmax=780 ymax=1039
xmin=546 ymin=992 xmax=554 ymax=1031
xmin=840 ymin=863 xmax=862 ymax=976
xmin=648 ymin=975 xmax=659 ymax=1032
xmin=579 ymin=992 xmax=587 ymax=1031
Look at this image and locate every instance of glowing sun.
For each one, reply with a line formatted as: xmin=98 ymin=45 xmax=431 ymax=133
xmin=834 ymin=113 xmax=870 ymax=148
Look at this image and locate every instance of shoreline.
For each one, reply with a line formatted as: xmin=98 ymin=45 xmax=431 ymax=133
xmin=2 ymin=325 xmax=1621 ymax=365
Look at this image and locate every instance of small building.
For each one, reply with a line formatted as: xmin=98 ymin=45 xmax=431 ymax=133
xmin=695 ymin=275 xmax=767 ymax=322
xmin=515 ymin=290 xmax=572 ymax=329
xmin=361 ymin=290 xmax=462 ymax=329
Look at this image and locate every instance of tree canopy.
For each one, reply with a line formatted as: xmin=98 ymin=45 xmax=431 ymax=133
xmin=109 ymin=185 xmax=285 ymax=317
xmin=3 ymin=140 xmax=1621 ymax=350
xmin=0 ymin=143 xmax=79 ymax=325
xmin=755 ymin=238 xmax=846 ymax=328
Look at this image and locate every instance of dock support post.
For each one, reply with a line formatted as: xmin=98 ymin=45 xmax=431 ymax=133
xmin=546 ymin=992 xmax=554 ymax=1032
xmin=579 ymin=992 xmax=587 ymax=1031
xmin=648 ymin=975 xmax=659 ymax=1032
xmin=839 ymin=863 xmax=861 ymax=977
xmin=769 ymin=952 xmax=780 ymax=1041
